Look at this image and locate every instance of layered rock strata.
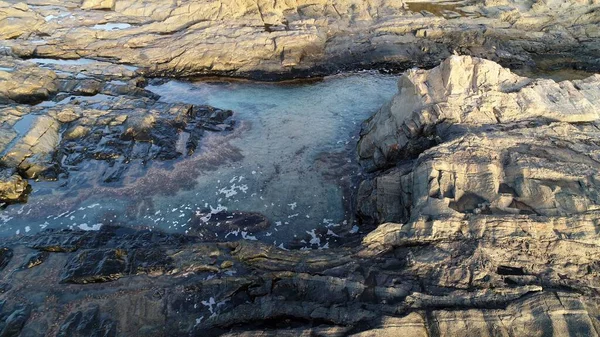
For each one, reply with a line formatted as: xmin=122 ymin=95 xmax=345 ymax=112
xmin=0 ymin=0 xmax=599 ymax=78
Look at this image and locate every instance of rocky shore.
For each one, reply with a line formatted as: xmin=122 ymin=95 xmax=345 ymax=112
xmin=2 ymin=0 xmax=600 ymax=336
xmin=1 ymin=0 xmax=600 ymax=79
xmin=0 ymin=55 xmax=599 ymax=336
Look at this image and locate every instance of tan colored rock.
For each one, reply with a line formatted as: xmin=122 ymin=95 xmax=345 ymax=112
xmin=0 ymin=169 xmax=28 ymax=202
xmin=81 ymin=0 xmax=115 ymax=10
xmin=63 ymin=125 xmax=90 ymax=140
xmin=0 ymin=62 xmax=58 ymax=104
xmin=358 ymin=55 xmax=600 ymax=171
xmin=1 ymin=115 xmax=60 ymax=179
xmin=0 ymin=1 xmax=44 ymax=39
xmin=0 ymin=0 xmax=599 ymax=77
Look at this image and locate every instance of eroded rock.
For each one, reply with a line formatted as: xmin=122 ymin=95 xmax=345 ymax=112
xmin=0 ymin=56 xmax=235 ymax=202
xmin=1 ymin=0 xmax=600 ymax=78
xmin=0 ymin=170 xmax=27 ymax=203
xmin=358 ymin=56 xmax=600 ymax=224
xmin=57 ymin=305 xmax=116 ymax=337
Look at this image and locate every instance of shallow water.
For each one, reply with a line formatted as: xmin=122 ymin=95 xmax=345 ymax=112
xmin=92 ymin=23 xmax=132 ymax=31
xmin=1 ymin=72 xmax=399 ymax=248
xmin=29 ymin=58 xmax=96 ymax=66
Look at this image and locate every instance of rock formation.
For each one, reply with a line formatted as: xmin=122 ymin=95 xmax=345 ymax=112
xmin=358 ymin=55 xmax=600 ymax=223
xmin=1 ymin=56 xmax=600 ymax=336
xmin=0 ymin=0 xmax=599 ymax=78
xmin=2 ymin=0 xmax=600 ymax=334
xmin=0 ymin=56 xmax=234 ymax=200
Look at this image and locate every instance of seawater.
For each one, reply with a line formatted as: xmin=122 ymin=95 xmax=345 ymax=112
xmin=1 ymin=72 xmax=399 ymax=248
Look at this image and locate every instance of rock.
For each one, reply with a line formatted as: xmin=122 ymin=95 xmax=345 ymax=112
xmin=20 ymin=251 xmax=48 ymax=269
xmin=1 ymin=0 xmax=599 ymax=79
xmin=358 ymin=55 xmax=600 ymax=172
xmin=81 ymin=0 xmax=115 ymax=10
xmin=0 ymin=248 xmax=12 ymax=272
xmin=357 ymin=56 xmax=600 ymax=224
xmin=0 ymin=2 xmax=43 ymax=40
xmin=0 ymin=306 xmax=30 ymax=337
xmin=61 ymin=248 xmax=128 ymax=283
xmin=0 ymin=58 xmax=58 ymax=104
xmin=0 ymin=56 xmax=235 ymax=201
xmin=57 ymin=306 xmax=116 ymax=337
xmin=0 ymin=221 xmax=598 ymax=335
xmin=0 ymin=170 xmax=28 ymax=203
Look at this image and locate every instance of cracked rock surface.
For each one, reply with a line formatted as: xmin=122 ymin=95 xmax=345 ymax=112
xmin=0 ymin=0 xmax=599 ymax=78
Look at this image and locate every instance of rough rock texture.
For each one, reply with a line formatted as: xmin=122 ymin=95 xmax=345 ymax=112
xmin=0 ymin=56 xmax=234 ymax=200
xmin=1 ymin=0 xmax=600 ymax=332
xmin=0 ymin=58 xmax=58 ymax=104
xmin=358 ymin=55 xmax=600 ymax=224
xmin=0 ymin=169 xmax=27 ymax=203
xmin=1 ymin=219 xmax=600 ymax=336
xmin=0 ymin=0 xmax=599 ymax=78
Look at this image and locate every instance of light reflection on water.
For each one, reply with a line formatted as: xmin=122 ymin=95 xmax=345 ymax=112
xmin=1 ymin=72 xmax=399 ymax=248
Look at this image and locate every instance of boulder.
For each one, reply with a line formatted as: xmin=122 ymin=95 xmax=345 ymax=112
xmin=81 ymin=0 xmax=115 ymax=10
xmin=358 ymin=56 xmax=600 ymax=224
xmin=0 ymin=170 xmax=27 ymax=203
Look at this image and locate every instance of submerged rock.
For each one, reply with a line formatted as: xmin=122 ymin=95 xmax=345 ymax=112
xmin=190 ymin=210 xmax=270 ymax=241
xmin=0 ymin=56 xmax=235 ymax=202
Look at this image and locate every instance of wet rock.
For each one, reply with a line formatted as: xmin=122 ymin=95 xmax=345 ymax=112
xmin=25 ymin=229 xmax=88 ymax=252
xmin=54 ymin=101 xmax=233 ymax=183
xmin=0 ymin=248 xmax=12 ymax=272
xmin=0 ymin=222 xmax=598 ymax=335
xmin=0 ymin=306 xmax=30 ymax=337
xmin=20 ymin=251 xmax=49 ymax=269
xmin=0 ymin=56 xmax=235 ymax=199
xmin=61 ymin=248 xmax=128 ymax=283
xmin=127 ymin=247 xmax=173 ymax=276
xmin=0 ymin=170 xmax=28 ymax=203
xmin=57 ymin=305 xmax=116 ymax=337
